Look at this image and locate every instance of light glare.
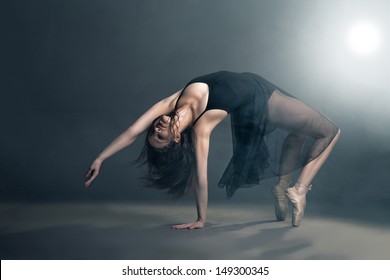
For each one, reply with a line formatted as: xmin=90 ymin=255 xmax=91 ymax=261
xmin=347 ymin=21 xmax=382 ymax=56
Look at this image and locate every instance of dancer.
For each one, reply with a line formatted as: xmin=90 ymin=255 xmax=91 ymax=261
xmin=84 ymin=71 xmax=340 ymax=229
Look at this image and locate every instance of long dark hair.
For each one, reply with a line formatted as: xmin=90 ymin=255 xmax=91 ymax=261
xmin=136 ymin=112 xmax=197 ymax=198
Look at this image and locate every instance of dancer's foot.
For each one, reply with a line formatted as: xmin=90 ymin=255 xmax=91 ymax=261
xmin=286 ymin=183 xmax=311 ymax=227
xmin=271 ymin=181 xmax=289 ymax=221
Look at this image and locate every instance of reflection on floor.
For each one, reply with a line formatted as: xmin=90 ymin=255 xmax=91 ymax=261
xmin=0 ymin=202 xmax=389 ymax=259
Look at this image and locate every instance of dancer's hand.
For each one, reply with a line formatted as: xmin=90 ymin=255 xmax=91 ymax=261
xmin=84 ymin=159 xmax=103 ymax=188
xmin=171 ymin=220 xmax=205 ymax=230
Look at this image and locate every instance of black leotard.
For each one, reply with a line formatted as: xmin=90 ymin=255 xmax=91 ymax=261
xmin=177 ymin=71 xmax=277 ymax=124
xmin=180 ymin=71 xmax=254 ymax=118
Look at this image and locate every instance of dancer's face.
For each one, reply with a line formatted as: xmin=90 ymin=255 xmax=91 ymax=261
xmin=148 ymin=115 xmax=180 ymax=149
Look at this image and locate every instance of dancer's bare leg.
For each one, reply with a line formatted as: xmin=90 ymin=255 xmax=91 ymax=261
xmin=296 ymin=129 xmax=340 ymax=186
xmin=287 ymin=129 xmax=341 ymax=226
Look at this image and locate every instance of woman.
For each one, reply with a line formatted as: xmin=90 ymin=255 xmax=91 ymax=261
xmin=84 ymin=71 xmax=340 ymax=229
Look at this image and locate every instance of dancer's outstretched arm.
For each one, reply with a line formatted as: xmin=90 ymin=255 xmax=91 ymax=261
xmin=84 ymin=90 xmax=182 ymax=187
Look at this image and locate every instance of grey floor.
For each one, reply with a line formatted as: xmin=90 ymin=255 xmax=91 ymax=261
xmin=1 ymin=201 xmax=390 ymax=259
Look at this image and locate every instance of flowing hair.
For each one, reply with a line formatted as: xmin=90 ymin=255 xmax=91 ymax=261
xmin=136 ymin=112 xmax=197 ymax=198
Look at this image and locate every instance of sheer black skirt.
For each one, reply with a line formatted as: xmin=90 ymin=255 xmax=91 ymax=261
xmin=218 ymin=73 xmax=339 ymax=198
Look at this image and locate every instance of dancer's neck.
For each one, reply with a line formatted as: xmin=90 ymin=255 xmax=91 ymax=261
xmin=176 ymin=105 xmax=194 ymax=132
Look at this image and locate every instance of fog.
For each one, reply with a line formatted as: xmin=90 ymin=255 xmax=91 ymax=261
xmin=1 ymin=0 xmax=389 ymax=237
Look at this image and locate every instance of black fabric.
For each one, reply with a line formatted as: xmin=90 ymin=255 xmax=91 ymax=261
xmin=181 ymin=71 xmax=339 ymax=198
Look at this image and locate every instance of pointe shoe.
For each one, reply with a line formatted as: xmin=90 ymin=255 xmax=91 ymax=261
xmin=271 ymin=182 xmax=289 ymax=221
xmin=286 ymin=183 xmax=311 ymax=227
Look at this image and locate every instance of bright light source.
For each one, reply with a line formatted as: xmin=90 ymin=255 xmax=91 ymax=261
xmin=347 ymin=21 xmax=382 ymax=56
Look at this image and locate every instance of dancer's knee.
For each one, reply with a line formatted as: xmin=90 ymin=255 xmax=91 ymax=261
xmin=329 ymin=128 xmax=341 ymax=145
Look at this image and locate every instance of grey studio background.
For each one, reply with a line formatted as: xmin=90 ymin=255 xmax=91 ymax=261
xmin=1 ymin=0 xmax=390 ymax=259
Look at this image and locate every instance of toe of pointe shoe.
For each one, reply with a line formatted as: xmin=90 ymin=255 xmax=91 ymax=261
xmin=275 ymin=211 xmax=287 ymax=221
xmin=272 ymin=200 xmax=287 ymax=221
xmin=271 ymin=186 xmax=288 ymax=221
xmin=274 ymin=198 xmax=288 ymax=221
xmin=286 ymin=191 xmax=305 ymax=227
xmin=292 ymin=217 xmax=302 ymax=227
xmin=291 ymin=201 xmax=305 ymax=227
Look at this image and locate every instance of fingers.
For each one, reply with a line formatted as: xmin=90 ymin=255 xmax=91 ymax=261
xmin=84 ymin=169 xmax=92 ymax=178
xmin=84 ymin=160 xmax=103 ymax=187
xmin=84 ymin=168 xmax=95 ymax=178
xmin=171 ymin=222 xmax=204 ymax=230
xmin=88 ymin=174 xmax=98 ymax=186
xmin=84 ymin=169 xmax=98 ymax=188
xmin=84 ymin=179 xmax=92 ymax=188
xmin=171 ymin=223 xmax=190 ymax=230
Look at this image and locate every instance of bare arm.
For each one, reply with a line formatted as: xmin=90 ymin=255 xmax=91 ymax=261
xmin=84 ymin=89 xmax=182 ymax=187
xmin=172 ymin=130 xmax=210 ymax=230
xmin=194 ymin=134 xmax=210 ymax=224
